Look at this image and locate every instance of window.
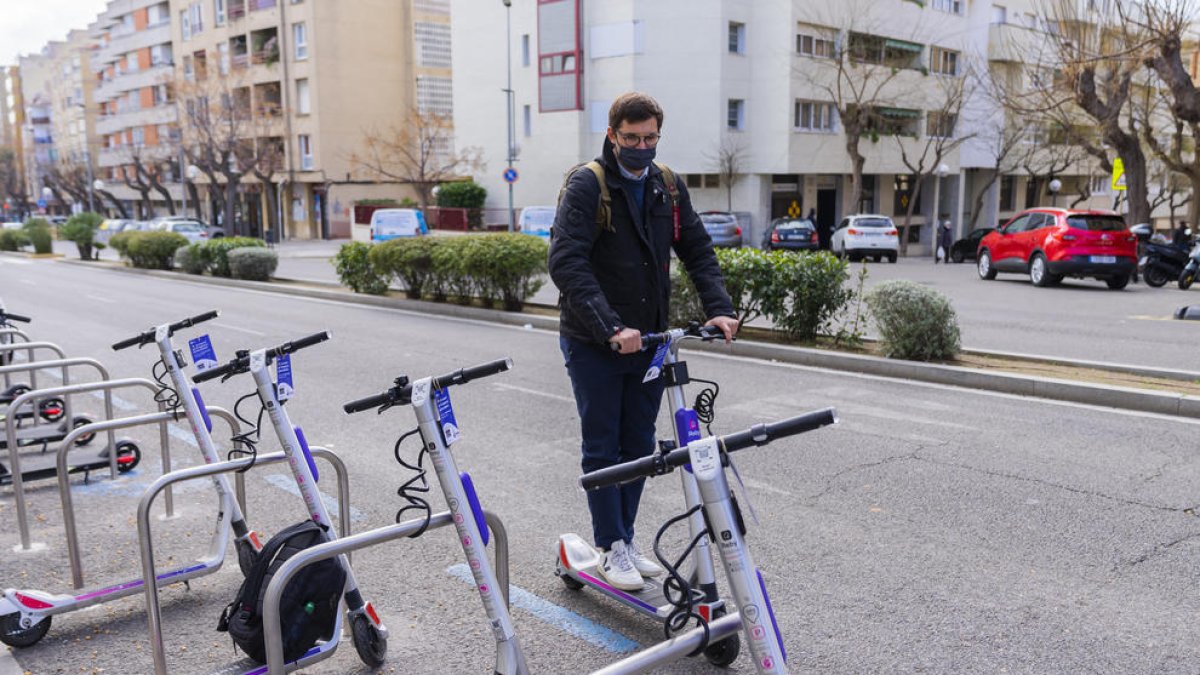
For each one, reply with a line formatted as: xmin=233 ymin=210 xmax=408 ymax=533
xmin=848 ymin=32 xmax=923 ymax=70
xmin=190 ymin=2 xmax=204 ymax=34
xmin=930 ymin=47 xmax=959 ymax=75
xmin=215 ymin=0 xmax=226 ymax=26
xmin=796 ymin=23 xmax=835 ymax=57
xmin=926 ymin=111 xmax=956 ymax=137
xmin=858 ymin=106 xmax=921 ymax=137
xmin=523 ymin=104 xmax=531 ymax=137
xmin=794 ymin=100 xmax=835 ymax=132
xmin=727 ymin=99 xmax=745 ymax=130
xmin=152 ymin=84 xmax=171 ymax=105
xmin=416 ymin=75 xmax=453 ymax=115
xmin=126 ymin=52 xmax=139 ymax=73
xmin=728 ymin=22 xmax=745 ymax=54
xmin=180 ymin=10 xmax=191 ymax=40
xmin=293 ymin=22 xmax=308 ymax=60
xmin=132 ymin=127 xmax=145 ymax=147
xmin=522 ymin=34 xmax=530 ymax=67
xmin=298 ymin=134 xmax=312 ymax=170
xmin=151 ymin=44 xmax=173 ymax=66
xmin=414 ymin=22 xmax=452 ymax=68
xmin=1090 ymin=174 xmax=1112 ymax=196
xmin=183 ymin=55 xmax=194 ymax=81
xmin=685 ymin=174 xmax=721 ymax=189
xmin=296 ymin=78 xmax=310 ymax=115
xmin=148 ymin=2 xmax=170 ymax=26
xmin=992 ymin=4 xmax=1007 ymax=24
xmin=932 ymin=0 xmax=964 ymax=13
xmin=999 ymin=175 xmax=1016 ymax=210
xmin=218 ymin=41 xmax=229 ymax=74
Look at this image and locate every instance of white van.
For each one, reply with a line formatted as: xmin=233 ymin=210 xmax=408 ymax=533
xmin=518 ymin=206 xmax=555 ymax=239
xmin=370 ymin=209 xmax=428 ymax=241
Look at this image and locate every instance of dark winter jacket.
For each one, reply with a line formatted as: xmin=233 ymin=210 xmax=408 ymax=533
xmin=548 ymin=138 xmax=735 ymax=345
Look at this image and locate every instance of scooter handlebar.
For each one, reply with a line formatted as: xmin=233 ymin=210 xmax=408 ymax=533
xmin=192 ymin=357 xmax=245 ymax=383
xmin=609 ymin=324 xmax=727 ymax=352
xmin=343 ymin=357 xmax=514 ymax=414
xmin=112 ymin=310 xmax=221 ymax=351
xmin=579 ymin=407 xmax=838 ymax=491
xmin=194 ymin=331 xmax=330 ymax=383
xmin=268 ymin=330 xmax=331 ymax=358
xmin=1 ymin=312 xmax=31 ymax=324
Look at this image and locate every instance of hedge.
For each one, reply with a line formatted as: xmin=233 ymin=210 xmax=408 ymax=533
xmin=0 ymin=230 xmax=29 ymax=252
xmin=124 ymin=231 xmax=189 ymax=269
xmin=334 ymin=241 xmax=390 ymax=294
xmin=175 ymin=243 xmax=208 ymax=275
xmin=60 ymin=212 xmax=103 ymax=260
xmin=228 ymin=248 xmax=279 ymax=281
xmin=23 ymin=219 xmax=53 ymax=255
xmin=202 ymin=237 xmax=266 ymax=277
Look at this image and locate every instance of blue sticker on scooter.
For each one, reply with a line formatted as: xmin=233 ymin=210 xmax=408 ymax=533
xmin=275 ymin=354 xmax=294 ymax=401
xmin=188 ymin=335 xmax=217 ymax=372
xmin=643 ymin=341 xmax=669 ymax=383
xmin=435 ymin=387 xmax=460 ymax=445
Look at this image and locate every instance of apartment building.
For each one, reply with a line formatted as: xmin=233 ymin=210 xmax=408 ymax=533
xmin=169 ymin=0 xmax=447 ymax=239
xmin=46 ymin=30 xmax=101 ymax=212
xmin=90 ymin=0 xmax=181 ymax=218
xmin=450 ymin=0 xmax=1126 ymax=249
xmin=1 ymin=67 xmax=26 ymax=220
xmin=16 ymin=49 xmax=58 ymax=214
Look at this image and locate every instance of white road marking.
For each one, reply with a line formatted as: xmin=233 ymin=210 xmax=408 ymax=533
xmin=84 ymin=294 xmax=116 ymax=304
xmin=212 ymin=321 xmax=267 ymax=337
xmin=490 ymin=381 xmax=575 ymax=403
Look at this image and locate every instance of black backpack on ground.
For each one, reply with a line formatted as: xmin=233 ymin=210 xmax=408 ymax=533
xmin=217 ymin=519 xmax=346 ymax=664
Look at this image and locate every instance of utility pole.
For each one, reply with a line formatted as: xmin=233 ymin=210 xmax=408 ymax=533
xmin=503 ymin=0 xmax=515 ymax=232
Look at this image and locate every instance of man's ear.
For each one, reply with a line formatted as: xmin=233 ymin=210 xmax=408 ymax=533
xmin=605 ymin=126 xmax=617 ymax=145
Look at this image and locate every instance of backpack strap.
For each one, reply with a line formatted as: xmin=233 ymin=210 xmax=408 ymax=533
xmin=583 ymin=161 xmax=612 ymax=234
xmin=654 ymin=161 xmax=682 ymax=243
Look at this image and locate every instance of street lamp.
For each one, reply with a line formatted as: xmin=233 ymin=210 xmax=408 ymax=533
xmin=41 ymin=187 xmax=52 ymax=215
xmin=502 ymin=0 xmax=515 ymax=233
xmin=930 ymin=163 xmax=949 ymax=258
xmin=1048 ymin=178 xmax=1062 ymax=207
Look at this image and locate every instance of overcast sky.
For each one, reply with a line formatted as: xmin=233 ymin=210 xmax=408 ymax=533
xmin=1 ymin=0 xmax=110 ymax=66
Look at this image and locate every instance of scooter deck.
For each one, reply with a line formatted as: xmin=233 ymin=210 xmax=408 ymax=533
xmin=0 ymin=445 xmax=134 ymax=486
xmin=560 ymin=561 xmax=677 ymax=620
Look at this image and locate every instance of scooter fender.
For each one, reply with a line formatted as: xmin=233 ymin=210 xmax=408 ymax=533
xmin=1 ymin=588 xmax=70 ymax=617
xmin=557 ymin=533 xmax=602 ymax=572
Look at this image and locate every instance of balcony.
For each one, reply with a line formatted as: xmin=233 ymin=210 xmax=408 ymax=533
xmin=229 ymin=0 xmax=246 ymax=21
xmin=104 ymin=22 xmax=172 ymax=60
xmin=253 ymin=82 xmax=282 ymax=118
xmin=988 ymin=23 xmax=1037 ymax=63
xmin=94 ymin=105 xmax=177 ymax=136
xmin=251 ymin=28 xmax=279 ymax=66
xmin=251 ymin=0 xmax=277 ymax=10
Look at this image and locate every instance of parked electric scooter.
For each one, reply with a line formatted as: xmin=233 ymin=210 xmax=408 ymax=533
xmin=555 ymin=323 xmax=743 ymax=666
xmin=343 ymin=357 xmax=528 ymax=675
xmin=112 ymin=310 xmax=263 ymax=573
xmin=1180 ymin=241 xmax=1200 ymax=290
xmin=1131 ymin=224 xmax=1191 ymax=288
xmin=581 ymin=408 xmax=839 ymax=674
xmin=194 ymin=331 xmax=388 ymax=669
xmin=0 ymin=309 xmax=67 ymax=424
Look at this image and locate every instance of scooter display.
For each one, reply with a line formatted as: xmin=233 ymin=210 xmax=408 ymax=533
xmin=194 ymin=331 xmax=388 ymax=670
xmin=555 ymin=323 xmax=742 ymax=667
xmin=343 ymin=357 xmax=528 ymax=675
xmin=580 ymin=408 xmax=839 ymax=674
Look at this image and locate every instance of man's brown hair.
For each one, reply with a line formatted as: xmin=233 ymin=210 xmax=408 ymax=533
xmin=608 ymin=92 xmax=664 ymax=131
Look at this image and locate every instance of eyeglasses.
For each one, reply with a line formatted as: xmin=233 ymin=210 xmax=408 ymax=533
xmin=616 ymin=132 xmax=662 ymax=148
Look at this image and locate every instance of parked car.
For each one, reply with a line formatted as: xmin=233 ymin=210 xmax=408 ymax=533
xmin=96 ymin=219 xmax=134 ymax=243
xmin=762 ymin=217 xmax=819 ymax=252
xmin=948 ymin=227 xmax=995 ymax=263
xmin=698 ymin=211 xmax=742 ymax=248
xmin=147 ymin=217 xmax=221 ymax=244
xmin=830 ymin=214 xmax=899 ymax=262
xmin=518 ymin=206 xmax=554 ymax=239
xmin=46 ymin=216 xmax=68 ymax=226
xmin=1 ymin=222 xmax=23 ymax=231
xmin=370 ymin=208 xmax=428 ymax=241
xmin=152 ymin=215 xmax=225 ymax=239
xmin=976 ymin=208 xmax=1136 ymax=289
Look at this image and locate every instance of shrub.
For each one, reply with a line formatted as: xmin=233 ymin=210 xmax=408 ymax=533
xmin=0 ymin=229 xmax=29 ymax=251
xmin=228 ymin=248 xmax=279 ymax=281
xmin=714 ymin=247 xmax=783 ymax=325
xmin=23 ymin=219 xmax=53 ymax=254
xmin=370 ymin=237 xmax=439 ymax=299
xmin=175 ymin=243 xmax=208 ymax=275
xmin=866 ymin=280 xmax=961 ymax=361
xmin=763 ymin=251 xmax=853 ymax=342
xmin=60 ymin=212 xmax=104 ymax=260
xmin=471 ymin=234 xmax=547 ymax=311
xmin=333 ymin=242 xmax=390 ymax=295
xmin=436 ymin=181 xmax=488 ymax=209
xmin=109 ymin=231 xmax=135 ymax=258
xmin=126 ymin=231 xmax=189 ymax=269
xmin=430 ymin=237 xmax=475 ymax=303
xmin=355 ymin=198 xmax=400 ymax=207
xmin=668 ymin=265 xmax=705 ymax=327
xmin=203 ymin=237 xmax=266 ymax=277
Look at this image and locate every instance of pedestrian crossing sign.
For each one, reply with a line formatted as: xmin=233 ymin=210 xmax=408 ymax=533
xmin=1111 ymin=158 xmax=1127 ymax=191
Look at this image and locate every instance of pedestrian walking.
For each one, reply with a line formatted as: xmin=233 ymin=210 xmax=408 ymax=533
xmin=936 ymin=220 xmax=953 ymax=264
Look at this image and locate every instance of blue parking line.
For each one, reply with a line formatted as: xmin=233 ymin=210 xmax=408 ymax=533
xmin=446 ymin=563 xmax=639 ymax=654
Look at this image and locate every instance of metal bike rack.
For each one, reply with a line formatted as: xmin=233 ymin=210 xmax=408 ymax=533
xmin=0 ymin=341 xmax=67 ymax=393
xmin=1 ymin=357 xmax=115 ymax=452
xmin=590 ymin=612 xmax=744 ymax=675
xmin=260 ymin=509 xmax=512 ymax=675
xmin=0 ymin=328 xmax=31 ymax=389
xmin=137 ymin=447 xmax=352 ymax=675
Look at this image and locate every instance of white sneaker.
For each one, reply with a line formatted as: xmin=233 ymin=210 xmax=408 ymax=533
xmin=598 ymin=540 xmax=645 ymax=591
xmin=627 ymin=540 xmax=664 ymax=577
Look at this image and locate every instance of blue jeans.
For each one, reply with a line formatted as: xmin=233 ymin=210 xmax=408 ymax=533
xmin=560 ymin=336 xmax=666 ymax=550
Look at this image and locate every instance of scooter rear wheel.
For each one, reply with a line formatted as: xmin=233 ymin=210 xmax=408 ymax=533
xmin=702 ymin=606 xmax=741 ymax=667
xmin=1144 ymin=266 xmax=1170 ymax=288
xmin=115 ymin=441 xmax=141 ymax=473
xmin=0 ymin=612 xmax=51 ymax=648
xmin=351 ymin=612 xmax=388 ymax=667
xmin=72 ymin=416 xmax=96 ymax=447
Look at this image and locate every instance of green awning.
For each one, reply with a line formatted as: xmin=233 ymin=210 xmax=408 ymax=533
xmin=880 ymin=107 xmax=920 ymax=118
xmin=884 ymin=39 xmax=923 ymax=53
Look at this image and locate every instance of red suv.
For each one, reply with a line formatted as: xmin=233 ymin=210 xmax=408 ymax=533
xmin=976 ymin=209 xmax=1137 ymax=289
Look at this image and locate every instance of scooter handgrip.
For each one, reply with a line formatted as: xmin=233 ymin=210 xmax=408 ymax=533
xmin=193 ymin=360 xmax=239 ymax=383
xmin=698 ymin=324 xmax=724 ymax=340
xmin=272 ymin=330 xmax=331 ymax=357
xmin=170 ymin=310 xmax=219 ymax=333
xmin=720 ymin=408 xmax=838 ymax=454
xmin=579 ymin=455 xmax=661 ymax=491
xmin=112 ymin=333 xmax=148 ymax=351
xmin=3 ymin=313 xmax=31 ymax=323
xmin=433 ymin=357 xmax=513 ymax=389
xmin=343 ymin=389 xmax=396 ymax=414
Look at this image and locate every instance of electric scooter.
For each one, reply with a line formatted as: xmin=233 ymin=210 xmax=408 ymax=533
xmin=111 ymin=310 xmax=263 ymax=573
xmin=194 ymin=331 xmax=388 ymax=669
xmin=343 ymin=357 xmax=528 ymax=675
xmin=0 ymin=307 xmax=70 ymax=423
xmin=581 ymin=408 xmax=839 ymax=674
xmin=555 ymin=323 xmax=742 ymax=666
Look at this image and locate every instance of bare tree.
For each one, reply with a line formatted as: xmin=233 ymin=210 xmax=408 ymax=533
xmin=704 ymin=134 xmax=748 ymax=212
xmin=0 ymin=147 xmax=28 ymax=217
xmin=348 ymin=108 xmax=482 ymax=208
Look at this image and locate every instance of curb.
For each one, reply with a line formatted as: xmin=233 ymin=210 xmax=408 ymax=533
xmin=0 ymin=649 xmax=22 ymax=675
xmin=58 ymin=259 xmax=1200 ymax=420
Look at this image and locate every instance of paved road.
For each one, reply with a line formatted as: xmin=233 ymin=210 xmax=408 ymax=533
xmin=3 ymin=257 xmax=1200 ymax=673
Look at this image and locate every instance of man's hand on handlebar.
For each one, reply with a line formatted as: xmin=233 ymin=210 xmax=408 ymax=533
xmin=704 ymin=315 xmax=739 ymax=344
xmin=609 ymin=328 xmax=642 ymax=355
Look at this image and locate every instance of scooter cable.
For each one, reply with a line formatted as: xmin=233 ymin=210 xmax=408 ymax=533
xmin=392 ymin=428 xmax=433 ymax=537
xmin=227 ymin=391 xmax=265 ymax=472
xmin=653 ymin=505 xmax=712 ymax=653
xmin=691 ymin=377 xmax=720 ymax=435
xmin=150 ymin=357 xmax=182 ymax=418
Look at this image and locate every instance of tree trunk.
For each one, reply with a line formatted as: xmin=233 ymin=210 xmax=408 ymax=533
xmin=186 ymin=182 xmax=202 ymax=219
xmin=1112 ymin=137 xmax=1152 ymax=225
xmin=97 ymin=190 xmax=128 ymax=219
xmin=900 ymin=175 xmax=925 ymax=256
xmin=223 ymin=179 xmax=238 ymax=237
xmin=844 ymin=132 xmax=866 ymax=216
xmin=1188 ymin=175 xmax=1200 ymax=226
xmin=968 ymin=168 xmax=1000 ymax=231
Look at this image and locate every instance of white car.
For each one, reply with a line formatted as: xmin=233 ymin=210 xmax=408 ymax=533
xmin=148 ymin=218 xmax=211 ymax=244
xmin=518 ymin=206 xmax=554 ymax=239
xmin=831 ymin=214 xmax=900 ymax=263
xmin=370 ymin=208 xmax=428 ymax=241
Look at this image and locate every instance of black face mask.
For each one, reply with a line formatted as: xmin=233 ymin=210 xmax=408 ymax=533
xmin=616 ymin=145 xmax=656 ymax=172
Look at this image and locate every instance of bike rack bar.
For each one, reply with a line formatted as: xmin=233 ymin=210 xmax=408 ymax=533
xmin=260 ymin=509 xmax=512 ymax=675
xmin=590 ymin=612 xmax=743 ymax=675
xmin=137 ymin=447 xmax=351 ymax=675
xmin=7 ymin=377 xmax=155 ymax=551
xmin=0 ymin=341 xmax=67 ymax=393
xmin=230 ymin=448 xmax=352 ymax=552
xmin=0 ymin=357 xmax=115 ymax=462
xmin=58 ymin=407 xmax=173 ymax=589
xmin=0 ymin=328 xmax=31 ymax=389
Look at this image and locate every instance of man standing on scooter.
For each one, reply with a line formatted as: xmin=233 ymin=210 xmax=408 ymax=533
xmin=549 ymin=92 xmax=739 ymax=591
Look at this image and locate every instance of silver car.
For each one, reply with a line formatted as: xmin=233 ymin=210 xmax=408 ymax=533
xmin=698 ymin=211 xmax=742 ymax=248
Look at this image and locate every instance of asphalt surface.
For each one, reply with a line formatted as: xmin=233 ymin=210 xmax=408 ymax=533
xmin=4 ymin=256 xmax=1200 ymax=673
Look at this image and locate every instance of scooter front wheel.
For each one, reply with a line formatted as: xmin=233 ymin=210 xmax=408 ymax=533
xmin=0 ymin=612 xmax=51 ymax=648
xmin=72 ymin=416 xmax=96 ymax=447
xmin=351 ymin=612 xmax=387 ymax=668
xmin=115 ymin=441 xmax=141 ymax=473
xmin=1180 ymin=269 xmax=1196 ymax=290
xmin=1144 ymin=265 xmax=1170 ymax=288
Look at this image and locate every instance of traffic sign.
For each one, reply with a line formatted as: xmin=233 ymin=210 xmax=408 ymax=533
xmin=1111 ymin=158 xmax=1126 ymax=191
xmin=503 ymin=167 xmax=519 ymax=184
xmin=36 ymin=199 xmax=47 ymax=209
xmin=787 ymin=200 xmax=801 ymax=218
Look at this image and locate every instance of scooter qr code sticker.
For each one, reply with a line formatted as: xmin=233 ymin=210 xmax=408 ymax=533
xmin=643 ymin=340 xmax=670 ymax=383
xmin=275 ymin=353 xmax=294 ymax=401
xmin=188 ymin=335 xmax=218 ymax=373
xmin=435 ymin=387 xmax=461 ymax=445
